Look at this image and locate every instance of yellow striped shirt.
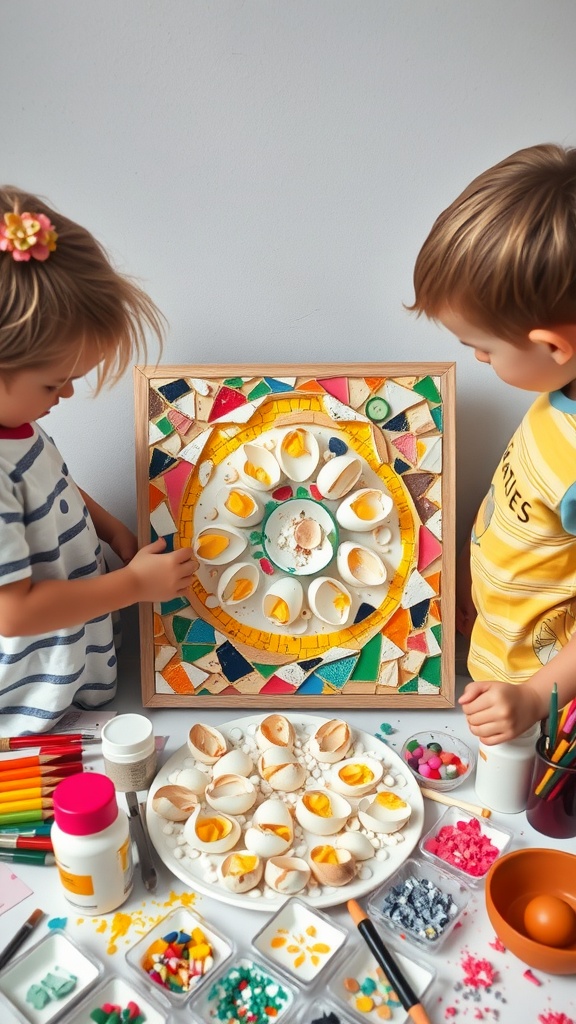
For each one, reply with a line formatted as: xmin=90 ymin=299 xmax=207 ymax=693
xmin=469 ymin=391 xmax=576 ymax=682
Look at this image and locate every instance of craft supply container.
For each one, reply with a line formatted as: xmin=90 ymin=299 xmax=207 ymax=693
xmin=60 ymin=974 xmax=167 ymax=1024
xmin=418 ymin=805 xmax=513 ymax=888
xmin=296 ymin=999 xmax=358 ymax=1024
xmin=323 ymin=929 xmax=436 ymax=1024
xmin=367 ymin=854 xmax=472 ymax=952
xmin=0 ymin=929 xmax=103 ymax=1024
xmin=101 ymin=713 xmax=157 ymax=793
xmin=125 ymin=904 xmax=234 ymax=1007
xmin=190 ymin=954 xmax=297 ymax=1024
xmin=251 ymin=896 xmax=348 ymax=989
xmin=525 ymin=733 xmax=576 ymax=839
xmin=475 ymin=723 xmax=540 ymax=814
xmin=401 ymin=730 xmax=475 ymax=792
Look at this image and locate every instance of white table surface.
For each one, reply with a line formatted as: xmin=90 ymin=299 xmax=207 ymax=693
xmin=1 ymin=660 xmax=575 ymax=1024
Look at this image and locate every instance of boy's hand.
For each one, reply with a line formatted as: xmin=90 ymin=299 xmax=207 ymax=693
xmin=126 ymin=538 xmax=196 ymax=602
xmin=459 ymin=679 xmax=541 ymax=745
xmin=107 ymin=520 xmax=139 ymax=564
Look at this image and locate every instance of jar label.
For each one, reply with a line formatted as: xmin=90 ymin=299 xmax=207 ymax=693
xmin=56 ymin=865 xmax=95 ymax=896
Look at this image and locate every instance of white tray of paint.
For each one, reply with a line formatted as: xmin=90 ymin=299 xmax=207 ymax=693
xmin=325 ymin=929 xmax=436 ymax=1024
xmin=60 ymin=975 xmax=166 ymax=1024
xmin=0 ymin=930 xmax=102 ymax=1024
xmin=251 ymin=896 xmax=348 ymax=988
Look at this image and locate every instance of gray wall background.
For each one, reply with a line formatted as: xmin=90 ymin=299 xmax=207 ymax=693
xmin=2 ymin=1 xmax=575 ymax=653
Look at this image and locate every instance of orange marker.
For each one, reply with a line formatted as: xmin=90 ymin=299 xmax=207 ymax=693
xmin=347 ymin=899 xmax=432 ymax=1024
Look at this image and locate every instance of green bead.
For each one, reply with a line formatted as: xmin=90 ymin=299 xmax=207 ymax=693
xmin=427 ymin=741 xmax=442 ymax=753
xmin=406 ymin=739 xmax=420 ymax=752
xmin=366 ymin=396 xmax=390 ymax=422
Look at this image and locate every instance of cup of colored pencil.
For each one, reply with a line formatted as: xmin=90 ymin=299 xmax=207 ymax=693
xmin=526 ymin=693 xmax=576 ymax=839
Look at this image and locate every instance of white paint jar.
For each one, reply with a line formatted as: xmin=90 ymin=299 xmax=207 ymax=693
xmin=101 ymin=713 xmax=157 ymax=792
xmin=474 ymin=723 xmax=541 ymax=814
xmin=51 ymin=772 xmax=134 ymax=915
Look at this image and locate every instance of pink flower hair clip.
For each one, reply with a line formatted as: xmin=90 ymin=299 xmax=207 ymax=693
xmin=0 ymin=210 xmax=58 ymax=261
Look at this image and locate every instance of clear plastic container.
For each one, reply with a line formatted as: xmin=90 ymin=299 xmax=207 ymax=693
xmin=125 ymin=905 xmax=233 ymax=1007
xmin=401 ymin=730 xmax=475 ymax=792
xmin=61 ymin=974 xmax=166 ymax=1024
xmin=324 ymin=930 xmax=436 ymax=1024
xmin=191 ymin=955 xmax=297 ymax=1024
xmin=0 ymin=930 xmax=103 ymax=1024
xmin=419 ymin=804 xmax=513 ymax=887
xmin=367 ymin=854 xmax=473 ymax=951
xmin=251 ymin=896 xmax=348 ymax=988
xmin=296 ymin=998 xmax=358 ymax=1024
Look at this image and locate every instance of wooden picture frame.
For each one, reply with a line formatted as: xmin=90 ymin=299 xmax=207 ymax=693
xmin=135 ymin=363 xmax=455 ymax=709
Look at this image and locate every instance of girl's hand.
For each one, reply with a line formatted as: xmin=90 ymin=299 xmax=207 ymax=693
xmin=126 ymin=538 xmax=196 ymax=602
xmin=108 ymin=520 xmax=139 ymax=564
xmin=459 ymin=679 xmax=541 ymax=745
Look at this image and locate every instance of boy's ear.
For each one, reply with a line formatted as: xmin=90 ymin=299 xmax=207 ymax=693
xmin=528 ymin=326 xmax=576 ymax=365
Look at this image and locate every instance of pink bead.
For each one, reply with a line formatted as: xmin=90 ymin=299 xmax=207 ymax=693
xmin=412 ymin=745 xmax=424 ymax=759
xmin=427 ymin=755 xmax=442 ymax=769
xmin=419 ymin=748 xmax=433 ymax=763
xmin=418 ymin=763 xmax=433 ymax=778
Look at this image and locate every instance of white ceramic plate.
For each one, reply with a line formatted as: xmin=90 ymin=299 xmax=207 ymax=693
xmin=146 ymin=713 xmax=424 ymax=912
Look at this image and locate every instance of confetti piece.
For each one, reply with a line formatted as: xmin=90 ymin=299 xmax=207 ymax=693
xmin=523 ymin=968 xmax=542 ymax=986
xmin=460 ymin=953 xmax=497 ymax=989
xmin=488 ymin=937 xmax=506 ymax=952
xmin=538 ymin=1015 xmax=576 ymax=1024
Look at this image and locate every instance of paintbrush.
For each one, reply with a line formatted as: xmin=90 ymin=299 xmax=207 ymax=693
xmin=0 ymin=834 xmax=53 ymax=851
xmin=0 ymin=822 xmax=53 ymax=836
xmin=0 ymin=733 xmax=96 ymax=752
xmin=0 ymin=849 xmax=55 ymax=866
xmin=347 ymin=900 xmax=432 ymax=1024
xmin=419 ymin=787 xmax=492 ymax=817
xmin=0 ymin=907 xmax=44 ymax=970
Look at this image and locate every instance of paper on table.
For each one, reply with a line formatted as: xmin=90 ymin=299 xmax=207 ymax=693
xmin=0 ymin=862 xmax=33 ymax=915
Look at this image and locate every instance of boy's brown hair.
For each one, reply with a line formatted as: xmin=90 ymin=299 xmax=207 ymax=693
xmin=408 ymin=144 xmax=576 ymax=341
xmin=0 ymin=186 xmax=164 ymax=387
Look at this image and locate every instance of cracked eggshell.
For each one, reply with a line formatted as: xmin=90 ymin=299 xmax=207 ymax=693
xmin=330 ymin=756 xmax=384 ymax=798
xmin=263 ymin=577 xmax=304 ymax=627
xmin=265 ymin=855 xmax=311 ymax=895
xmin=255 ymin=713 xmax=296 ymax=752
xmin=307 ymin=576 xmax=352 ymax=626
xmin=219 ymin=851 xmax=264 ymax=893
xmin=217 ymin=486 xmax=264 ymax=528
xmin=244 ymin=798 xmax=294 ymax=858
xmin=151 ymin=785 xmax=199 ymax=822
xmin=336 ymin=831 xmax=375 ymax=862
xmin=187 ymin=723 xmax=227 ymax=764
xmin=276 ymin=427 xmax=320 ymax=482
xmin=308 ymin=719 xmax=352 ymax=764
xmin=309 ymin=845 xmax=357 ymax=887
xmin=336 ymin=487 xmax=393 ymax=532
xmin=170 ymin=767 xmax=209 ymax=799
xmin=204 ymin=773 xmax=257 ymax=815
xmin=194 ymin=524 xmax=248 ymax=565
xmin=183 ymin=805 xmax=241 ymax=853
xmin=211 ymin=748 xmax=254 ymax=779
xmin=358 ymin=791 xmax=412 ymax=834
xmin=295 ymin=789 xmax=352 ymax=835
xmin=316 ymin=454 xmax=362 ymax=500
xmin=238 ymin=443 xmax=282 ymax=491
xmin=337 ymin=541 xmax=387 ymax=588
xmin=217 ymin=561 xmax=260 ymax=607
xmin=258 ymin=745 xmax=306 ymax=792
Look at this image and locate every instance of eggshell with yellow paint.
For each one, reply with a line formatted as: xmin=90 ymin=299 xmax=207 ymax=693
xmin=276 ymin=427 xmax=320 ymax=482
xmin=329 ymin=756 xmax=384 ymax=798
xmin=358 ymin=791 xmax=411 ymax=834
xmin=183 ymin=805 xmax=241 ymax=853
xmin=194 ymin=525 xmax=248 ymax=565
xmin=217 ymin=561 xmax=260 ymax=606
xmin=238 ymin=443 xmax=282 ymax=491
xmin=336 ymin=487 xmax=393 ymax=532
xmin=218 ymin=486 xmax=264 ymax=527
xmin=263 ymin=577 xmax=304 ymax=627
xmin=307 ymin=576 xmax=353 ymax=626
xmin=295 ymin=789 xmax=352 ymax=835
xmin=244 ymin=798 xmax=294 ymax=857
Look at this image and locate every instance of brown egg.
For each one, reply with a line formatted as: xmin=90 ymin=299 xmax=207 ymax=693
xmin=523 ymin=894 xmax=576 ymax=948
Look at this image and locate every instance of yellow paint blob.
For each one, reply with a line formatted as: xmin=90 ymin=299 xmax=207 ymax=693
xmin=282 ymin=429 xmax=309 ymax=458
xmin=268 ymin=597 xmax=290 ymax=624
xmin=196 ymin=816 xmax=232 ymax=842
xmin=351 ymin=495 xmax=377 ymax=520
xmin=303 ymin=792 xmax=333 ymax=817
xmin=312 ymin=845 xmax=339 ymax=864
xmin=226 ymin=854 xmax=258 ymax=876
xmin=197 ymin=533 xmax=230 ymax=559
xmin=331 ymin=588 xmax=351 ymax=614
xmin=225 ymin=490 xmax=255 ymax=518
xmin=338 ymin=763 xmax=374 ymax=786
xmin=261 ymin=822 xmax=291 ymax=840
xmin=244 ymin=461 xmax=271 ymax=485
xmin=375 ymin=791 xmax=407 ymax=810
xmin=230 ymin=577 xmax=254 ymax=601
xmin=356 ymin=995 xmax=375 ymax=1013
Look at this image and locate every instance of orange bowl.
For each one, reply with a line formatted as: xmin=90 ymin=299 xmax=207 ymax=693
xmin=485 ymin=848 xmax=576 ymax=975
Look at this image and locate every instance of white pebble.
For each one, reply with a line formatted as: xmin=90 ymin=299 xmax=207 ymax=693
xmin=305 ymin=776 xmax=317 ymax=788
xmin=370 ymin=837 xmax=380 ymax=849
xmin=162 ymin=823 xmax=175 ymax=835
xmin=383 ymin=774 xmax=395 ymax=787
xmin=247 ymin=888 xmax=262 ymax=898
xmin=358 ymin=866 xmax=373 ymax=881
xmin=187 ymin=848 xmax=200 ymax=859
xmin=295 ymin=844 xmax=307 ymax=857
xmin=174 ymin=847 xmax=184 ymax=859
xmin=312 ymin=769 xmax=321 ymax=780
xmin=229 ymin=728 xmax=244 ymax=741
xmin=348 ymin=816 xmax=360 ymax=831
xmin=375 ymin=848 xmax=389 ymax=861
xmin=176 ymin=834 xmax=187 ymax=846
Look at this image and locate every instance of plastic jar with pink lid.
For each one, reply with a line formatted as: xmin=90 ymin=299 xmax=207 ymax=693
xmin=51 ymin=772 xmax=134 ymax=914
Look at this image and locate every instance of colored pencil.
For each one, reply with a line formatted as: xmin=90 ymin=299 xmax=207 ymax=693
xmin=0 ymin=809 xmax=53 ymax=826
xmin=0 ymin=775 xmax=64 ymax=795
xmin=0 ymin=733 xmax=96 ymax=752
xmin=0 ymin=762 xmax=82 ymax=785
xmin=0 ymin=751 xmax=83 ymax=773
xmin=547 ymin=682 xmax=558 ymax=754
xmin=347 ymin=900 xmax=432 ymax=1024
xmin=0 ymin=835 xmax=53 ymax=851
xmin=0 ymin=784 xmax=58 ymax=804
xmin=419 ymin=787 xmax=491 ymax=818
xmin=0 ymin=822 xmax=52 ymax=836
xmin=0 ymin=849 xmax=55 ymax=866
xmin=0 ymin=797 xmax=53 ymax=816
xmin=0 ymin=907 xmax=44 ymax=970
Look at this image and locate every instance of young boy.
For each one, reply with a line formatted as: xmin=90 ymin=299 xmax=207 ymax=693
xmin=0 ymin=186 xmax=195 ymax=735
xmin=408 ymin=143 xmax=576 ymax=744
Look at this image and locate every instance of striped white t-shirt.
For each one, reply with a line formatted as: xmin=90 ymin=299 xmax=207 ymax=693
xmin=0 ymin=423 xmax=117 ymax=735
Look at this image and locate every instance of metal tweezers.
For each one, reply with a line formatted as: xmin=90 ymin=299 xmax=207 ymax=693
xmin=126 ymin=791 xmax=158 ymax=892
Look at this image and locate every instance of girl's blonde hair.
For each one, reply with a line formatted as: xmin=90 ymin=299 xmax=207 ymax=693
xmin=0 ymin=186 xmax=165 ymax=388
xmin=407 ymin=144 xmax=576 ymax=341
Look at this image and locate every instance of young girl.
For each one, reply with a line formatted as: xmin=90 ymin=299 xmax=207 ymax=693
xmin=0 ymin=186 xmax=195 ymax=736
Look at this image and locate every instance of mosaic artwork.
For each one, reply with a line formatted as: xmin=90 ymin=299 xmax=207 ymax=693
xmin=134 ymin=364 xmax=455 ymax=707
